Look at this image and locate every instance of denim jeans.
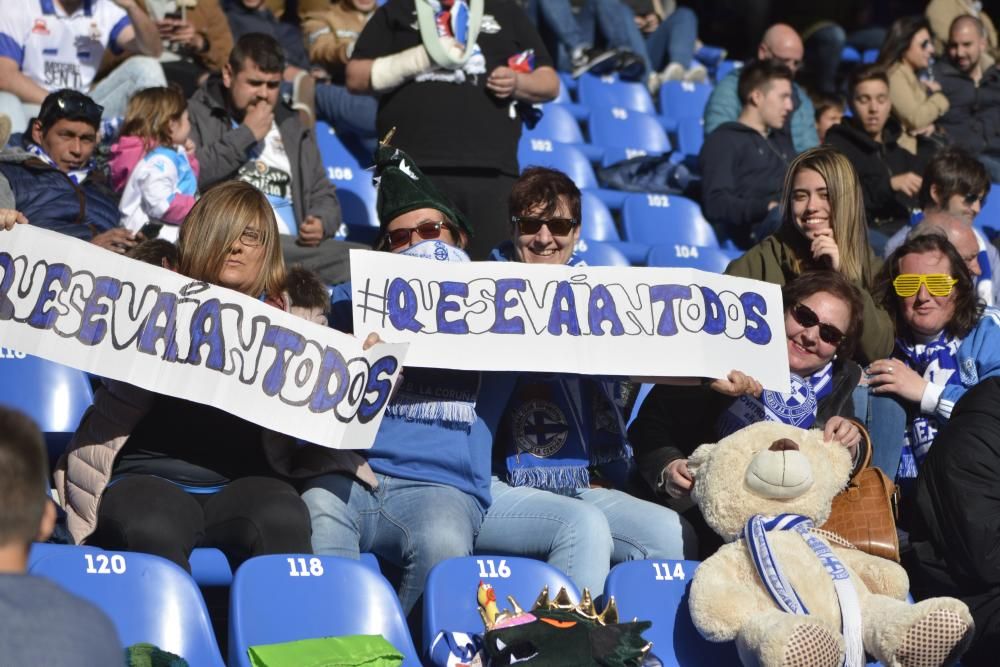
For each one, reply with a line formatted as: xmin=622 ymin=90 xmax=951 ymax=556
xmin=644 ymin=7 xmax=698 ymax=71
xmin=529 ymin=0 xmax=650 ymax=72
xmin=851 ymin=384 xmax=907 ymax=478
xmin=89 ymin=56 xmax=166 ymax=120
xmin=314 ymin=83 xmax=378 ymax=165
xmin=805 ymin=25 xmax=886 ymax=95
xmin=301 ymin=472 xmax=484 ymax=615
xmin=474 ymin=478 xmax=696 ymax=594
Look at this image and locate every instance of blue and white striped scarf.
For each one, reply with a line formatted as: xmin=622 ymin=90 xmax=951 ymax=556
xmin=894 ymin=333 xmax=962 ymax=481
xmin=26 ymin=142 xmax=91 ymax=184
xmin=717 ymin=363 xmax=834 ymax=438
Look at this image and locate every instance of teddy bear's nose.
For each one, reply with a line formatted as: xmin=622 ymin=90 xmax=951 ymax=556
xmin=768 ymin=439 xmax=800 ymax=452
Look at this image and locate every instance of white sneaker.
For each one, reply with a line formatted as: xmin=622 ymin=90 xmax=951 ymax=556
xmin=647 ymin=71 xmax=663 ymax=95
xmin=660 ymin=62 xmax=686 ymax=82
xmin=684 ymin=62 xmax=708 ymax=83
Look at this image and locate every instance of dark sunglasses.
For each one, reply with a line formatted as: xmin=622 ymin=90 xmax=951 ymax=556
xmin=385 ymin=220 xmax=454 ymax=249
xmin=790 ymin=303 xmax=845 ymax=346
xmin=963 ymin=192 xmax=987 ymax=206
xmin=510 ymin=215 xmax=579 ymax=236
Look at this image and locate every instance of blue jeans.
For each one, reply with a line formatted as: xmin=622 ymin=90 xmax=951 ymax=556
xmin=474 ymin=478 xmax=696 ymax=594
xmin=851 ymin=384 xmax=907 ymax=478
xmin=644 ymin=7 xmax=698 ymax=71
xmin=529 ymin=0 xmax=650 ymax=72
xmin=314 ymin=83 xmax=378 ymax=167
xmin=301 ymin=472 xmax=484 ymax=615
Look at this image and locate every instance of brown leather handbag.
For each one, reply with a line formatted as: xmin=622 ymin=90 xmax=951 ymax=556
xmin=818 ymin=423 xmax=901 ymax=562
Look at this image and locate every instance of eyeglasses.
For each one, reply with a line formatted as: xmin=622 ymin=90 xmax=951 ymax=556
xmin=790 ymin=303 xmax=846 ymax=346
xmin=963 ymin=192 xmax=987 ymax=207
xmin=510 ymin=215 xmax=579 ymax=236
xmin=892 ymin=273 xmax=958 ymax=297
xmin=385 ymin=220 xmax=453 ymax=249
xmin=239 ymin=227 xmax=263 ymax=247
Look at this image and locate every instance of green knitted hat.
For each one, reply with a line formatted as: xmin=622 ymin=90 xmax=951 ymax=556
xmin=373 ymin=143 xmax=472 ymax=237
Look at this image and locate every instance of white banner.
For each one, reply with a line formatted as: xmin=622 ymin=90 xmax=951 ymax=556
xmin=350 ymin=250 xmax=791 ymax=392
xmin=0 ymin=226 xmax=408 ymax=449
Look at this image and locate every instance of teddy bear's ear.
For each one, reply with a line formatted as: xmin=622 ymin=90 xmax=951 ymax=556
xmin=686 ymin=443 xmax=717 ymax=477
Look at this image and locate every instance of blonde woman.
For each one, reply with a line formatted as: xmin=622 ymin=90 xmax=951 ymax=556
xmin=727 ymin=145 xmax=894 ymax=364
xmin=55 ymin=182 xmax=352 ymax=570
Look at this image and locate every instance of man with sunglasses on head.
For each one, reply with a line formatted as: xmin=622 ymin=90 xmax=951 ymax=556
xmin=884 ymin=147 xmax=1000 ymax=307
xmin=0 ymin=89 xmax=137 ymax=254
xmin=188 ymin=32 xmax=363 ymax=285
xmin=0 ymin=0 xmax=164 ymax=135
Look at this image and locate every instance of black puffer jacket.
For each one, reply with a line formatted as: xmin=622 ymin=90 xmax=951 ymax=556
xmin=934 ymin=57 xmax=1000 ymax=156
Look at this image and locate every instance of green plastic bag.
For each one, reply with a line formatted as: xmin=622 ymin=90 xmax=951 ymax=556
xmin=247 ymin=634 xmax=404 ymax=667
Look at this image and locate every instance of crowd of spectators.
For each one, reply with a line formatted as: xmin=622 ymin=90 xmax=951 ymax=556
xmin=4 ymin=0 xmax=1000 ymax=664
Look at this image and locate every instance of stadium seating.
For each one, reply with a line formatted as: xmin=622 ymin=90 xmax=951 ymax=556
xmin=518 ymin=139 xmax=627 ymax=209
xmin=525 ymin=104 xmax=603 ymax=162
xmin=589 ymin=107 xmax=672 ymax=158
xmin=577 ymin=73 xmax=657 ymax=114
xmin=659 ymin=81 xmax=713 ymax=124
xmin=646 ymin=243 xmax=732 ymax=273
xmin=228 ymin=554 xmax=421 ymax=667
xmin=189 ymin=547 xmax=234 ymax=587
xmin=715 ymin=60 xmax=742 ymax=81
xmin=28 ymin=542 xmax=100 ymax=571
xmin=622 ymin=193 xmax=719 ymax=247
xmin=31 ymin=548 xmax=226 ymax=666
xmin=552 ymin=78 xmax=588 ymax=121
xmin=575 ymin=239 xmax=633 ymax=266
xmin=579 ymin=191 xmax=648 ymax=263
xmin=604 ymin=559 xmax=739 ymax=666
xmin=422 ymin=555 xmax=581 ymax=652
xmin=0 ymin=351 xmax=93 ymax=467
xmin=314 ymin=121 xmax=380 ymax=244
xmin=675 ymin=117 xmax=705 ymax=158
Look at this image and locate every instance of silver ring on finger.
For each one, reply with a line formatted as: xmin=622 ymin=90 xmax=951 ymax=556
xmin=887 ymin=365 xmax=893 ymax=374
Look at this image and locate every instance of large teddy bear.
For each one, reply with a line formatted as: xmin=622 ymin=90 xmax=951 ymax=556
xmin=687 ymin=421 xmax=972 ymax=667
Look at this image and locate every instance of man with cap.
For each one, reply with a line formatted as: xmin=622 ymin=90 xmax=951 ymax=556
xmin=302 ymin=141 xmax=489 ymax=618
xmin=0 ymin=89 xmax=137 ymax=253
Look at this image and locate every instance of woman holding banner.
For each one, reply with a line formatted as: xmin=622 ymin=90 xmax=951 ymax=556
xmin=473 ymin=167 xmax=697 ymax=595
xmin=629 ymin=271 xmax=865 ymax=556
xmin=54 ymin=182 xmax=360 ymax=571
xmin=301 ymin=144 xmax=494 ymax=617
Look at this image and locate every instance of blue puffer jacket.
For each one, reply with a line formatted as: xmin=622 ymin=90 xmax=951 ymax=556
xmin=703 ymin=66 xmax=819 ymax=154
xmin=0 ymin=151 xmax=120 ymax=241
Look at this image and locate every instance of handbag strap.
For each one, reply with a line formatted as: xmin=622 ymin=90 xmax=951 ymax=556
xmin=847 ymin=419 xmax=872 ymax=483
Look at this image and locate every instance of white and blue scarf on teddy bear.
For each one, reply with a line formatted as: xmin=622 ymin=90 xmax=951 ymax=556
xmin=745 ymin=514 xmax=863 ymax=667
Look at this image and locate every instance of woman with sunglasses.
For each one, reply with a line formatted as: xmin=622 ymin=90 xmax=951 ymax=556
xmin=727 ymin=146 xmax=894 ymax=365
xmin=868 ymin=233 xmax=1000 ymax=492
xmin=629 ymin=271 xmax=865 ymax=556
xmin=55 ymin=182 xmax=345 ymax=570
xmin=876 ymin=16 xmax=949 ymax=155
xmin=474 ymin=167 xmax=697 ymax=594
xmin=303 ymin=145 xmax=494 ymax=617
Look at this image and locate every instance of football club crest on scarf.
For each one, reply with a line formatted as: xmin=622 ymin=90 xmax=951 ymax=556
xmin=512 ymin=383 xmax=569 ymax=459
xmin=717 ymin=363 xmax=834 ymax=438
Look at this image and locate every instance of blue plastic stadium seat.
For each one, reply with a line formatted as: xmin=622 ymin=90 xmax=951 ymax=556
xmin=646 ymin=243 xmax=731 ymax=273
xmin=575 ymin=239 xmax=633 ymax=266
xmin=604 ymin=559 xmax=739 ymax=666
xmin=422 ymin=555 xmax=581 ymax=652
xmin=621 ymin=193 xmax=719 ymax=247
xmin=579 ymin=191 xmax=648 ymax=263
xmin=863 ymin=49 xmax=879 ymax=64
xmin=626 ymin=383 xmax=653 ymax=429
xmin=518 ymin=138 xmax=626 ymax=209
xmin=715 ymin=60 xmax=742 ymax=82
xmin=525 ymin=104 xmax=603 ymax=162
xmin=675 ymin=116 xmax=705 ymax=158
xmin=0 ymin=351 xmax=93 ymax=466
xmin=659 ymin=81 xmax=713 ymax=122
xmin=314 ymin=121 xmax=379 ymax=242
xmin=553 ymin=77 xmax=588 ymax=121
xmin=189 ymin=547 xmax=234 ymax=587
xmin=841 ymin=46 xmax=862 ymax=63
xmin=589 ymin=107 xmax=672 ymax=159
xmin=229 ymin=554 xmax=421 ymax=667
xmin=28 ymin=542 xmax=101 ymax=571
xmin=32 ymin=549 xmax=225 ymax=666
xmin=577 ymin=73 xmax=657 ymax=114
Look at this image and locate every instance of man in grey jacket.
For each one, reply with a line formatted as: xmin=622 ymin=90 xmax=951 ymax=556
xmin=188 ymin=32 xmax=361 ymax=285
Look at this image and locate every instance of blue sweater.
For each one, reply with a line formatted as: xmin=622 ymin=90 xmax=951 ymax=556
xmin=329 ymin=282 xmax=492 ymax=508
xmin=934 ymin=306 xmax=1000 ymax=421
xmin=703 ymin=67 xmax=819 ymax=154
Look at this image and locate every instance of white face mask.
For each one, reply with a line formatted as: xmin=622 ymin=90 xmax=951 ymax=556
xmin=399 ymin=240 xmax=470 ymax=263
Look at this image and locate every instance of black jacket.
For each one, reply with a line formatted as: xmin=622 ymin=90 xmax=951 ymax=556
xmin=629 ymin=359 xmax=861 ymax=496
xmin=934 ymin=58 xmax=1000 ymax=155
xmin=825 ymin=117 xmax=931 ymax=227
xmin=907 ymin=376 xmax=1000 ymax=665
xmin=699 ymin=121 xmax=793 ymax=241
